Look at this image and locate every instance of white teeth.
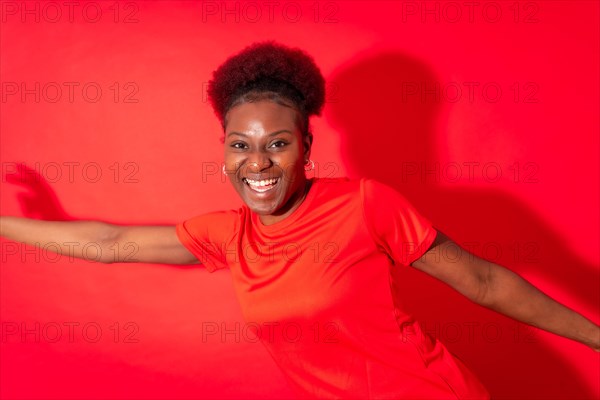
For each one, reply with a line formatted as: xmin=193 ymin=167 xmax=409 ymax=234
xmin=244 ymin=178 xmax=278 ymax=189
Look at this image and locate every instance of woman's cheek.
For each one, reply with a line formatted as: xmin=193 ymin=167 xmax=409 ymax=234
xmin=283 ymin=164 xmax=305 ymax=187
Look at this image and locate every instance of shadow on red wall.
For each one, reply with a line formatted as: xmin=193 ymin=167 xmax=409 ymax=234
xmin=326 ymin=51 xmax=598 ymax=399
xmin=6 ymin=164 xmax=72 ymax=221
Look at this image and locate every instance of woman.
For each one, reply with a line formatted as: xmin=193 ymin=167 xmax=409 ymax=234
xmin=1 ymin=41 xmax=598 ymax=399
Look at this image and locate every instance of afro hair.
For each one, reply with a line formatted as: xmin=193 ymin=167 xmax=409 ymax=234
xmin=207 ymin=41 xmax=326 ymax=131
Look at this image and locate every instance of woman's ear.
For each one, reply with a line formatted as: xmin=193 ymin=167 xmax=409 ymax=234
xmin=303 ymin=133 xmax=313 ymax=160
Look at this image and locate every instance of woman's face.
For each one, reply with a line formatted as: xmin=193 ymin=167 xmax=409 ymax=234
xmin=223 ymin=100 xmax=312 ymax=225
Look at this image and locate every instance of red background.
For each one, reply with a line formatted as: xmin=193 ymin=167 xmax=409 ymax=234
xmin=1 ymin=1 xmax=599 ymax=398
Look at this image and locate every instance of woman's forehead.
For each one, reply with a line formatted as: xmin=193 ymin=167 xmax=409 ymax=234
xmin=225 ymin=100 xmax=300 ymax=131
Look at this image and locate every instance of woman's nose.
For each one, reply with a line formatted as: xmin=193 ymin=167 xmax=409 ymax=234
xmin=247 ymin=153 xmax=272 ymax=171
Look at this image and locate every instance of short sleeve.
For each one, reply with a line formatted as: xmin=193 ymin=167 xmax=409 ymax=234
xmin=175 ymin=210 xmax=239 ymax=272
xmin=361 ymin=179 xmax=437 ymax=267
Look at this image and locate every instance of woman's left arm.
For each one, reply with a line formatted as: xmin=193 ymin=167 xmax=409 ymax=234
xmin=411 ymin=230 xmax=600 ymax=351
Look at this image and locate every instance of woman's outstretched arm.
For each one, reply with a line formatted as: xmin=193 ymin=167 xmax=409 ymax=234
xmin=0 ymin=216 xmax=199 ymax=265
xmin=411 ymin=230 xmax=600 ymax=351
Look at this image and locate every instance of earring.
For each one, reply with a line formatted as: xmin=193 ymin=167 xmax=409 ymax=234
xmin=304 ymin=159 xmax=314 ymax=172
xmin=222 ymin=165 xmax=227 ymax=175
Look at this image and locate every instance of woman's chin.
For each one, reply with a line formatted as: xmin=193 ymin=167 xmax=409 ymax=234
xmin=243 ymin=195 xmax=282 ymax=216
xmin=248 ymin=203 xmax=278 ymax=215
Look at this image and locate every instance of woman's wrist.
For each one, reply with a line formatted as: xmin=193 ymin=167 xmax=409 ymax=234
xmin=583 ymin=323 xmax=600 ymax=351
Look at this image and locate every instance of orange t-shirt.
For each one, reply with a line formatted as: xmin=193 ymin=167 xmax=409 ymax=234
xmin=176 ymin=177 xmax=490 ymax=399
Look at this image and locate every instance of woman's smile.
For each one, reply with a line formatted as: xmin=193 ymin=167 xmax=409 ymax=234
xmin=243 ymin=177 xmax=280 ymax=192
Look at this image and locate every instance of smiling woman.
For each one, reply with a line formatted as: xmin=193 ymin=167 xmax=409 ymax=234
xmin=1 ymin=41 xmax=599 ymax=400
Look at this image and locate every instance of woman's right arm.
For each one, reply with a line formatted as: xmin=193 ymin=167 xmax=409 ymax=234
xmin=0 ymin=216 xmax=200 ymax=265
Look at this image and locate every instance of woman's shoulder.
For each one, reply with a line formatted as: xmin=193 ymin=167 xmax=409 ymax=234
xmin=178 ymin=207 xmax=247 ymax=233
xmin=313 ymin=176 xmax=360 ymax=191
xmin=314 ymin=176 xmax=390 ymax=196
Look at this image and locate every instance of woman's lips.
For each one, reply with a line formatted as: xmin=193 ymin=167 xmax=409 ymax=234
xmin=243 ymin=177 xmax=280 ymax=193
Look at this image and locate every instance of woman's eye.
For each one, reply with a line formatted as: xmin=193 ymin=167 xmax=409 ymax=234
xmin=270 ymin=140 xmax=287 ymax=148
xmin=231 ymin=142 xmax=247 ymax=149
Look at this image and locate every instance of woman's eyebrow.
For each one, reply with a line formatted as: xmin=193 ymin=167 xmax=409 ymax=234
xmin=227 ymin=130 xmax=294 ymax=138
